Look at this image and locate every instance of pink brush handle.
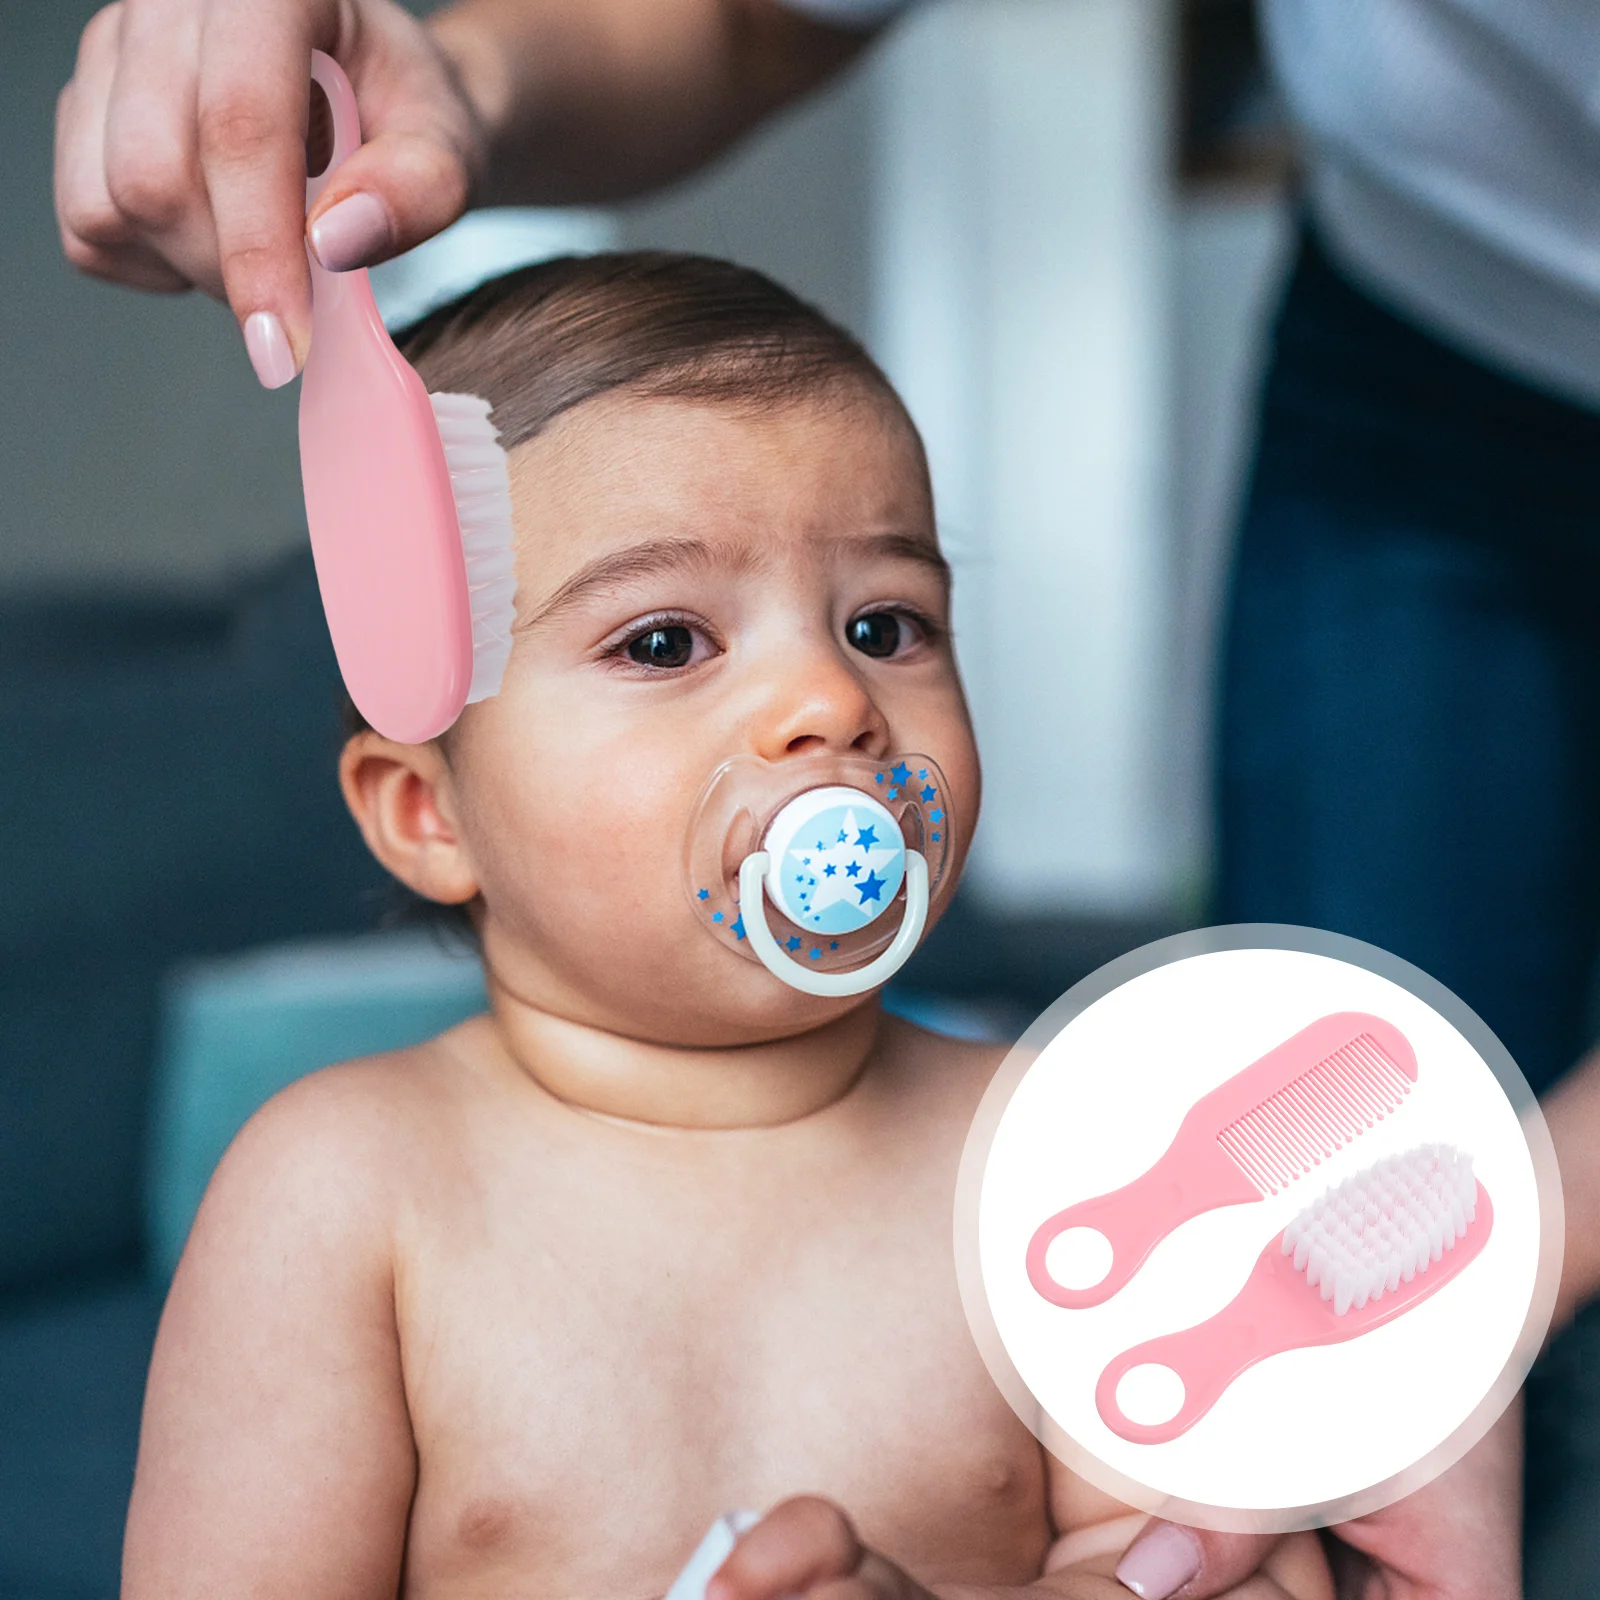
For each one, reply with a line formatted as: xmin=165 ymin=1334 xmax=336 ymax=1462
xmin=297 ymin=47 xmax=476 ymax=744
xmin=1094 ymin=1248 xmax=1308 ymax=1443
xmin=304 ymin=53 xmax=375 ymax=320
xmin=1096 ymin=1186 xmax=1495 ymax=1444
xmin=1027 ymin=1135 xmax=1260 ymax=1309
xmin=307 ymin=52 xmax=362 ymax=207
xmin=301 ymin=51 xmax=388 ymax=367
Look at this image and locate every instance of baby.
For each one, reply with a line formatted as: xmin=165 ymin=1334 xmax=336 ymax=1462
xmin=123 ymin=253 xmax=1331 ymax=1600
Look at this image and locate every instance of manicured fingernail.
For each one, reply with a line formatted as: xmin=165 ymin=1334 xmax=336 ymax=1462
xmin=1115 ymin=1523 xmax=1202 ymax=1599
xmin=243 ymin=310 xmax=296 ymax=389
xmin=309 ymin=191 xmax=392 ymax=272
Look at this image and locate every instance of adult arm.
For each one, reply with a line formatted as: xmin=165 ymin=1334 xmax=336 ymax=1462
xmin=54 ymin=0 xmax=877 ymax=384
xmin=1539 ymin=1041 xmax=1600 ymax=1331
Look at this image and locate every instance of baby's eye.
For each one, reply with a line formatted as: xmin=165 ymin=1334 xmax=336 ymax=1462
xmin=625 ymin=622 xmax=700 ymax=669
xmin=848 ymin=610 xmax=921 ymax=659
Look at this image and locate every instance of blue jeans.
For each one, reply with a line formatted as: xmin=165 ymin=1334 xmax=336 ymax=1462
xmin=1217 ymin=227 xmax=1600 ymax=1098
xmin=1216 ymin=226 xmax=1600 ymax=1595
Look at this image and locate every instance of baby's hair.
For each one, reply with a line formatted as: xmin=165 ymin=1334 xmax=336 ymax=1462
xmin=342 ymin=249 xmax=919 ymax=940
xmin=395 ymin=248 xmax=910 ymax=447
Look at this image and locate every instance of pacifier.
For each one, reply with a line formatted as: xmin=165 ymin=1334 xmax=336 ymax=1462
xmin=685 ymin=753 xmax=954 ymax=996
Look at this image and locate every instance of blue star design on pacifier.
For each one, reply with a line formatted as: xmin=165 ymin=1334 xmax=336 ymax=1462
xmin=770 ymin=797 xmax=905 ymax=936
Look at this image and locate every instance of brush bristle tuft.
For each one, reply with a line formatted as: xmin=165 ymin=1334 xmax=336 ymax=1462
xmin=431 ymin=391 xmax=516 ymax=704
xmin=1281 ymin=1144 xmax=1478 ymax=1315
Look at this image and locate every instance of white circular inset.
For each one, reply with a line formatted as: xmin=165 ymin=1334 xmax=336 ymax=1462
xmin=1045 ymin=1227 xmax=1114 ymax=1292
xmin=760 ymin=786 xmax=906 ymax=936
xmin=954 ymin=926 xmax=1563 ymax=1532
xmin=1117 ymin=1364 xmax=1186 ymax=1426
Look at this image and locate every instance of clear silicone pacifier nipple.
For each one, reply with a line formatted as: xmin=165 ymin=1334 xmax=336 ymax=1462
xmin=685 ymin=754 xmax=953 ymax=997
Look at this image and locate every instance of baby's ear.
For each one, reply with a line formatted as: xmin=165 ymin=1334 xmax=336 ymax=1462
xmin=338 ymin=731 xmax=480 ymax=907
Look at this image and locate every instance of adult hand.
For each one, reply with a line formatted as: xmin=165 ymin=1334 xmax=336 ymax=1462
xmin=1110 ymin=1527 xmax=1308 ymax=1599
xmin=712 ymin=1500 xmax=1322 ymax=1600
xmin=1319 ymin=1398 xmax=1522 ymax=1600
xmin=707 ymin=1497 xmax=934 ymax=1600
xmin=54 ymin=0 xmax=489 ymax=386
xmin=1114 ymin=1399 xmax=1521 ymax=1600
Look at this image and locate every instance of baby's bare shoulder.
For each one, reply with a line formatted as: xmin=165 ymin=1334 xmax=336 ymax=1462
xmin=198 ymin=1022 xmax=489 ymax=1244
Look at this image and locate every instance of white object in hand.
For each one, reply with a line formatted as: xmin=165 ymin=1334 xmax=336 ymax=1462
xmin=664 ymin=1511 xmax=761 ymax=1600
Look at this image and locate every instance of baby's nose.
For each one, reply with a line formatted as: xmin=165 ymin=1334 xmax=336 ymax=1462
xmin=752 ymin=651 xmax=890 ymax=761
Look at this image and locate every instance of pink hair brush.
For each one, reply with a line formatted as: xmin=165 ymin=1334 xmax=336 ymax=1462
xmin=1027 ymin=1013 xmax=1417 ymax=1309
xmin=298 ymin=50 xmax=515 ymax=744
xmin=1095 ymin=1144 xmax=1492 ymax=1443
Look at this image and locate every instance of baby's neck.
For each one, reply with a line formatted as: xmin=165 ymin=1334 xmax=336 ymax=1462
xmin=478 ymin=979 xmax=885 ymax=1130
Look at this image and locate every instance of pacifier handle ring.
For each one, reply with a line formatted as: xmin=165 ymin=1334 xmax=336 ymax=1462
xmin=737 ymin=850 xmax=929 ymax=998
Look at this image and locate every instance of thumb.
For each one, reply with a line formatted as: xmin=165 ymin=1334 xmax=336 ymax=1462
xmin=304 ymin=27 xmax=485 ymax=277
xmin=1115 ymin=1520 xmax=1283 ymax=1600
xmin=306 ymin=119 xmax=475 ymax=274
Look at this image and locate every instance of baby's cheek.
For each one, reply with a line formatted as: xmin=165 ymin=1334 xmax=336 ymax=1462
xmin=477 ymin=777 xmax=690 ymax=951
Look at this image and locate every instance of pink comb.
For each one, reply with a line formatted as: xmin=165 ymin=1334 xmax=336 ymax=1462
xmin=1027 ymin=1013 xmax=1417 ymax=1309
xmin=298 ymin=52 xmax=515 ymax=744
xmin=1096 ymin=1145 xmax=1491 ymax=1443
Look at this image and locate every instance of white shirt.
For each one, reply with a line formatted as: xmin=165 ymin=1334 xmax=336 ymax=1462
xmin=783 ymin=0 xmax=1600 ymax=409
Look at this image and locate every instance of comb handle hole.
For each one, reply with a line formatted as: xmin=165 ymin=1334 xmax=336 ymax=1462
xmin=1116 ymin=1363 xmax=1185 ymax=1427
xmin=1045 ymin=1226 xmax=1113 ymax=1291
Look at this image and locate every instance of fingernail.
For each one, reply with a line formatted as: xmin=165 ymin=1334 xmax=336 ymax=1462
xmin=1115 ymin=1523 xmax=1202 ymax=1599
xmin=243 ymin=310 xmax=296 ymax=389
xmin=309 ymin=191 xmax=392 ymax=272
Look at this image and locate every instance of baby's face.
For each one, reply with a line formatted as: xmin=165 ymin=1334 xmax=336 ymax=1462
xmin=443 ymin=384 xmax=980 ymax=1045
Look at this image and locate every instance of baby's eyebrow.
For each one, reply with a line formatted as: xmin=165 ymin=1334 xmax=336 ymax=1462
xmin=516 ymin=537 xmax=737 ymax=631
xmin=836 ymin=530 xmax=952 ymax=586
xmin=517 ymin=528 xmax=949 ymax=632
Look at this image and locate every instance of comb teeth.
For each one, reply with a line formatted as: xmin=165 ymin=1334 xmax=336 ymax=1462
xmin=1216 ymin=1033 xmax=1414 ymax=1196
xmin=1281 ymin=1144 xmax=1478 ymax=1315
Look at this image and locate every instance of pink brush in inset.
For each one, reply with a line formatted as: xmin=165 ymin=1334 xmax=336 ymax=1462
xmin=1027 ymin=1013 xmax=1417 ymax=1309
xmin=1095 ymin=1144 xmax=1492 ymax=1443
xmin=298 ymin=51 xmax=515 ymax=744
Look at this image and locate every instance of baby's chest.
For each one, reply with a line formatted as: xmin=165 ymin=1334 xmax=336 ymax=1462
xmin=396 ymin=1181 xmax=1050 ymax=1598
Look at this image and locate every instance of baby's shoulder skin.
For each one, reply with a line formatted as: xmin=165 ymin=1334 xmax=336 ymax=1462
xmin=211 ymin=1028 xmax=470 ymax=1223
xmin=121 ymin=1037 xmax=477 ymax=1598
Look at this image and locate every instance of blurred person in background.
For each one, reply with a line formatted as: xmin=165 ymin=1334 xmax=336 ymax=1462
xmin=53 ymin=1 xmax=1600 ymax=1596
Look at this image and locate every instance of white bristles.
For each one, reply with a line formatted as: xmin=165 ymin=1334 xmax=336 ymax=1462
xmin=430 ymin=391 xmax=517 ymax=704
xmin=1280 ymin=1144 xmax=1479 ymax=1316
